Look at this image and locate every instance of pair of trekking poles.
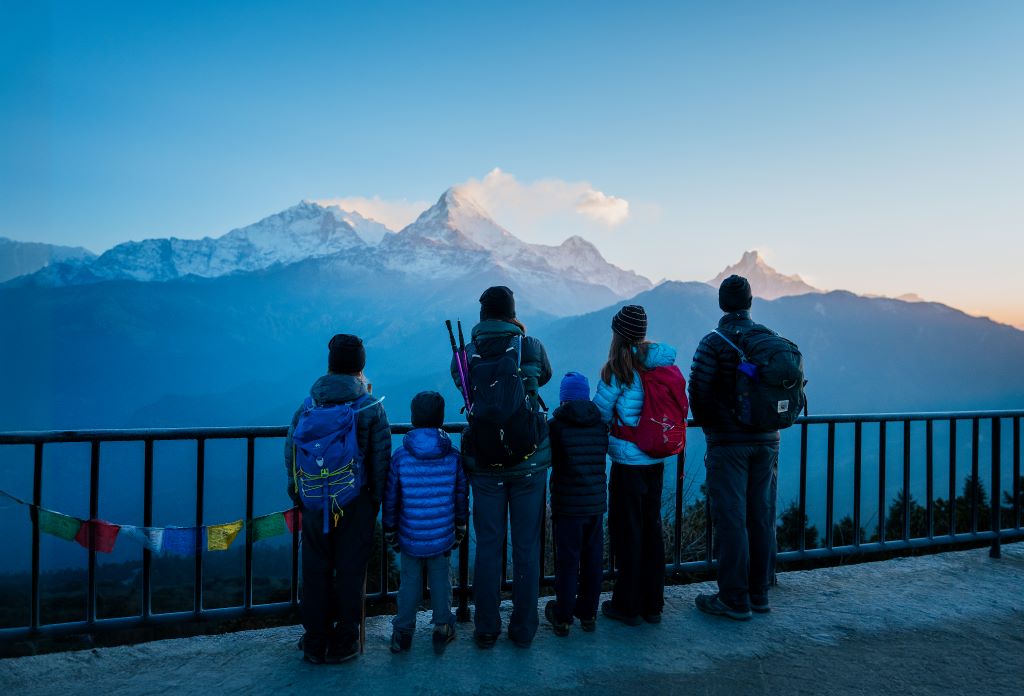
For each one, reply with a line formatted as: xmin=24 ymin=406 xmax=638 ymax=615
xmin=446 ymin=319 xmax=473 ymax=413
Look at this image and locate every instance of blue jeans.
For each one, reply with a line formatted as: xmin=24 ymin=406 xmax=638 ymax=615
xmin=393 ymin=552 xmax=454 ymax=633
xmin=471 ymin=472 xmax=546 ymax=645
xmin=706 ymin=443 xmax=779 ymax=610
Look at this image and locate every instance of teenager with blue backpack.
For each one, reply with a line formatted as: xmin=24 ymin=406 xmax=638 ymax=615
xmin=593 ymin=305 xmax=689 ymax=627
xmin=284 ymin=334 xmax=391 ymax=664
xmin=450 ymin=286 xmax=552 ymax=649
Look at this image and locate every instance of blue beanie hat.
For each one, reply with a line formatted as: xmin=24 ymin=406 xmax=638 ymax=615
xmin=559 ymin=372 xmax=591 ymax=402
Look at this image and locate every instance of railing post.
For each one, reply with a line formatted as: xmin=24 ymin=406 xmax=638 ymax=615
xmin=194 ymin=438 xmax=205 ymax=616
xmin=971 ymin=419 xmax=980 ymax=534
xmin=926 ymin=420 xmax=934 ymax=538
xmin=142 ymin=439 xmax=154 ymax=620
xmin=949 ymin=419 xmax=957 ymax=535
xmin=853 ymin=422 xmax=862 ymax=546
xmin=244 ymin=437 xmax=255 ymax=610
xmin=878 ymin=422 xmax=887 ymax=543
xmin=290 ymin=505 xmax=300 ymax=607
xmin=457 ymin=529 xmax=471 ymax=622
xmin=1015 ymin=417 xmax=1021 ymax=530
xmin=799 ymin=424 xmax=808 ymax=551
xmin=903 ymin=420 xmax=911 ymax=541
xmin=990 ymin=418 xmax=1001 ymax=558
xmin=825 ymin=422 xmax=835 ymax=549
xmin=30 ymin=442 xmax=42 ymax=632
xmin=88 ymin=440 xmax=99 ymax=625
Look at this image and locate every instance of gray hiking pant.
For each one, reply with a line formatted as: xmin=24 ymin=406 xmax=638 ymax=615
xmin=392 ymin=552 xmax=454 ymax=633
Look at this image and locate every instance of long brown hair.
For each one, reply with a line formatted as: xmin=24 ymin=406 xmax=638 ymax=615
xmin=600 ymin=334 xmax=650 ymax=386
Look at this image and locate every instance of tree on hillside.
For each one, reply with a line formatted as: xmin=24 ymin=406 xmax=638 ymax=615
xmin=776 ymin=499 xmax=818 ymax=551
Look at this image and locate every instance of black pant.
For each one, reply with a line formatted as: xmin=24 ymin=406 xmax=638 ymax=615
xmin=300 ymin=494 xmax=374 ymax=649
xmin=609 ymin=462 xmax=665 ymax=617
xmin=552 ymin=513 xmax=604 ymax=623
xmin=705 ymin=444 xmax=779 ymax=610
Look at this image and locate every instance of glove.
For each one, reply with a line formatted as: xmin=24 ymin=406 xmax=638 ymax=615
xmin=452 ymin=524 xmax=467 ymax=550
xmin=385 ymin=530 xmax=399 ymax=551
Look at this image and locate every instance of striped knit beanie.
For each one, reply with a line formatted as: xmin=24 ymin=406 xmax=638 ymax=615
xmin=611 ymin=304 xmax=647 ymax=343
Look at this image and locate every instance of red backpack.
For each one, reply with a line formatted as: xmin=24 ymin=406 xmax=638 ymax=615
xmin=611 ymin=366 xmax=689 ymax=458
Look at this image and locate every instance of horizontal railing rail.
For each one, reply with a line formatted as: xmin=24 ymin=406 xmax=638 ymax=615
xmin=1 ymin=409 xmax=1021 ymax=646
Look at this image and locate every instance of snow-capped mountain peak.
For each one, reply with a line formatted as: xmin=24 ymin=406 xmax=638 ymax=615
xmin=708 ymin=250 xmax=819 ymax=300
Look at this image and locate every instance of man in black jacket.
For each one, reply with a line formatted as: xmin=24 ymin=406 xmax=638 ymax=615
xmin=689 ymin=275 xmax=779 ymax=621
xmin=284 ymin=334 xmax=391 ymax=663
xmin=544 ymin=372 xmax=608 ymax=637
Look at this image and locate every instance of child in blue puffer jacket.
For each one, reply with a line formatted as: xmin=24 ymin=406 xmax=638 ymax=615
xmin=383 ymin=391 xmax=468 ymax=655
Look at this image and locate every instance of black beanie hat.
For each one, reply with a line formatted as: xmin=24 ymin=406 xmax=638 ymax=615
xmin=611 ymin=304 xmax=647 ymax=343
xmin=479 ymin=286 xmax=516 ymax=321
xmin=327 ymin=334 xmax=366 ymax=375
xmin=411 ymin=391 xmax=445 ymax=428
xmin=719 ymin=275 xmax=753 ymax=312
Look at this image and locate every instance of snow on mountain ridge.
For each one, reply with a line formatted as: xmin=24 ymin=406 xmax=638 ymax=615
xmin=708 ymin=250 xmax=819 ymax=300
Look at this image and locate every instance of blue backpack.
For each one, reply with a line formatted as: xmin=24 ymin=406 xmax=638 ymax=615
xmin=291 ymin=394 xmax=379 ymax=533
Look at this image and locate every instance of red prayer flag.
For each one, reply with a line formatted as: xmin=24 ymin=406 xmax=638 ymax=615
xmin=284 ymin=507 xmax=302 ymax=533
xmin=74 ymin=519 xmax=121 ymax=553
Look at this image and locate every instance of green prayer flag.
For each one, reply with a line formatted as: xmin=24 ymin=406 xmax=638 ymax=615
xmin=251 ymin=512 xmax=288 ymax=542
xmin=37 ymin=507 xmax=82 ymax=541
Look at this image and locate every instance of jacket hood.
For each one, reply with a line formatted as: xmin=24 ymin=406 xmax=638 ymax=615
xmin=554 ymin=400 xmax=603 ymax=427
xmin=643 ymin=342 xmax=677 ymax=369
xmin=310 ymin=373 xmax=368 ymax=405
xmin=403 ymin=428 xmax=453 ymax=460
xmin=472 ymin=319 xmax=524 ymax=340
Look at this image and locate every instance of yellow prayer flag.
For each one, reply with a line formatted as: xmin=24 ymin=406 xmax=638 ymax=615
xmin=206 ymin=520 xmax=244 ymax=551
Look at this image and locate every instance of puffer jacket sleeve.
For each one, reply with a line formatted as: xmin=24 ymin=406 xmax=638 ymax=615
xmin=548 ymin=417 xmax=566 ymax=469
xmin=283 ymin=404 xmax=303 ymax=505
xmin=593 ymin=377 xmax=623 ymax=425
xmin=364 ymin=403 xmax=392 ymax=509
xmin=518 ymin=336 xmax=552 ymax=392
xmin=688 ymin=334 xmax=718 ymax=423
xmin=382 ymin=449 xmax=402 ymax=532
xmin=454 ymin=455 xmax=469 ymax=525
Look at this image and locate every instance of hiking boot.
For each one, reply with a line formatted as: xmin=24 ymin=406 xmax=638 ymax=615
xmin=473 ymin=631 xmax=499 ymax=649
xmin=390 ymin=630 xmax=412 ymax=654
xmin=642 ymin=612 xmax=662 ymax=625
xmin=695 ymin=593 xmax=752 ymax=621
xmin=325 ymin=639 xmax=359 ymax=664
xmin=750 ymin=596 xmax=771 ymax=614
xmin=544 ymin=600 xmax=570 ymax=637
xmin=302 ymin=636 xmax=327 ymax=664
xmin=601 ymin=600 xmax=642 ymax=627
xmin=576 ymin=615 xmax=597 ymax=632
xmin=432 ymin=624 xmax=456 ymax=655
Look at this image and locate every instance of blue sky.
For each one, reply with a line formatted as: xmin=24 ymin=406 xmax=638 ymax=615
xmin=1 ymin=1 xmax=1022 ymax=326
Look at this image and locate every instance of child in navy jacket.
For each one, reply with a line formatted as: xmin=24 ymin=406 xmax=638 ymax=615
xmin=544 ymin=372 xmax=609 ymax=636
xmin=383 ymin=391 xmax=468 ymax=654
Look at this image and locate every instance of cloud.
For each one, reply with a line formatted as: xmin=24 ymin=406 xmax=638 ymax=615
xmin=453 ymin=168 xmax=630 ymax=228
xmin=313 ymin=196 xmax=429 ymax=232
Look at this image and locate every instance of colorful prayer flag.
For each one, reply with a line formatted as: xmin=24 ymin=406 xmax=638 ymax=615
xmin=207 ymin=520 xmax=243 ymax=551
xmin=284 ymin=507 xmax=302 ymax=533
xmin=120 ymin=524 xmax=165 ymax=553
xmin=74 ymin=519 xmax=121 ymax=553
xmin=162 ymin=527 xmax=200 ymax=555
xmin=37 ymin=507 xmax=82 ymax=541
xmin=251 ymin=512 xmax=287 ymax=542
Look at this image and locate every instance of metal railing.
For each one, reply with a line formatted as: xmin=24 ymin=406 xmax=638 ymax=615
xmin=0 ymin=409 xmax=1021 ymax=645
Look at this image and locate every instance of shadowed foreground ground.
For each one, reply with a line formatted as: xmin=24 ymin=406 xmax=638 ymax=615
xmin=3 ymin=544 xmax=1022 ymax=695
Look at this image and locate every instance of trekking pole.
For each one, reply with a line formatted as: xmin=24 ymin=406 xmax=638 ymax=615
xmin=446 ymin=320 xmax=472 ymax=411
xmin=456 ymin=320 xmax=472 ymax=409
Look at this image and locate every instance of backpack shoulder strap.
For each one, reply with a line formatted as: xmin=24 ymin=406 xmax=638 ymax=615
xmin=712 ymin=329 xmax=748 ymax=361
xmin=352 ymin=394 xmax=385 ymax=413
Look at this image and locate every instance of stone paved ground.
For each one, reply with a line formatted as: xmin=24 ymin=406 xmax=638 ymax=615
xmin=2 ymin=543 xmax=1022 ymax=695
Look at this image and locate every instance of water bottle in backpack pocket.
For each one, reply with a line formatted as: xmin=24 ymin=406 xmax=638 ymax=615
xmin=291 ymin=394 xmax=379 ymax=533
xmin=713 ymin=326 xmax=807 ymax=430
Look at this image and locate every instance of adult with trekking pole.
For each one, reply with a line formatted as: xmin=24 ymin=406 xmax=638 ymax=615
xmin=689 ymin=275 xmax=806 ymax=620
xmin=450 ymin=286 xmax=553 ymax=649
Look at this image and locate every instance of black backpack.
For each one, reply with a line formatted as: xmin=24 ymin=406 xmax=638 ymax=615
xmin=465 ymin=335 xmax=546 ymax=468
xmin=713 ymin=325 xmax=807 ymax=430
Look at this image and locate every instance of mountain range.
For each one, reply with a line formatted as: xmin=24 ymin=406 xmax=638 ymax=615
xmin=0 ymin=237 xmax=95 ymax=283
